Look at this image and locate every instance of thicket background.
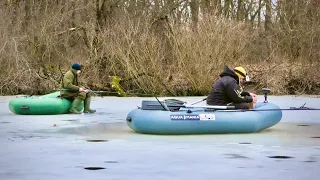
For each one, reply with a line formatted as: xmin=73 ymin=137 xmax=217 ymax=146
xmin=0 ymin=0 xmax=319 ymax=96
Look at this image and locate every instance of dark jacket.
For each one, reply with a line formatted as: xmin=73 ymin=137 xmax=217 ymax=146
xmin=60 ymin=69 xmax=80 ymax=97
xmin=206 ymin=66 xmax=252 ymax=106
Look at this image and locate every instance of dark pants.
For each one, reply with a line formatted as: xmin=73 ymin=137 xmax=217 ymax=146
xmin=232 ymin=103 xmax=250 ymax=109
xmin=207 ymin=102 xmax=250 ymax=109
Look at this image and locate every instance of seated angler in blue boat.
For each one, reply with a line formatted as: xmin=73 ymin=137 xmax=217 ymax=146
xmin=206 ymin=65 xmax=257 ymax=109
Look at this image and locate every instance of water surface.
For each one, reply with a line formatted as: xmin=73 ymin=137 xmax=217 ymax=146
xmin=0 ymin=95 xmax=319 ymax=180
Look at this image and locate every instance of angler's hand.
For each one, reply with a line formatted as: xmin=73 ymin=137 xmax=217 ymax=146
xmin=249 ymin=93 xmax=257 ymax=103
xmin=252 ymin=96 xmax=258 ymax=103
xmin=79 ymin=88 xmax=89 ymax=93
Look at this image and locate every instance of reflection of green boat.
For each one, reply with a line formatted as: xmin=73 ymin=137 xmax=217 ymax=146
xmin=9 ymin=92 xmax=83 ymax=115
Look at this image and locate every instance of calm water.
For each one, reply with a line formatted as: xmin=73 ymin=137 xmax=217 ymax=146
xmin=0 ymin=95 xmax=319 ymax=180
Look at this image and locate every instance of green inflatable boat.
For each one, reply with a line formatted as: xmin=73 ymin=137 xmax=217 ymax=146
xmin=9 ymin=92 xmax=84 ymax=115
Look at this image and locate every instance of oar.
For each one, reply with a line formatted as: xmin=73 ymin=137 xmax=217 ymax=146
xmin=151 ymin=97 xmax=234 ymax=110
xmin=155 ymin=97 xmax=170 ymax=111
xmin=160 ymin=98 xmax=207 ymax=105
xmin=188 ymin=98 xmax=207 ymax=105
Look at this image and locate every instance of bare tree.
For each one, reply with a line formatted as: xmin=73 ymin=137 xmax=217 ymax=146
xmin=190 ymin=0 xmax=199 ymax=30
xmin=213 ymin=0 xmax=222 ymax=14
xmin=22 ymin=0 xmax=32 ymax=32
xmin=237 ymin=0 xmax=243 ymax=21
xmin=264 ymin=0 xmax=272 ymax=32
xmin=223 ymin=0 xmax=232 ymax=18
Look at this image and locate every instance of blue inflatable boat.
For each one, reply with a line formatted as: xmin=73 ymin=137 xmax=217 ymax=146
xmin=126 ymin=99 xmax=282 ymax=135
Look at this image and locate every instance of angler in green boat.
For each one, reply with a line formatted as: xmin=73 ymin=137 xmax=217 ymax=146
xmin=60 ymin=63 xmax=96 ymax=114
xmin=206 ymin=65 xmax=257 ymax=109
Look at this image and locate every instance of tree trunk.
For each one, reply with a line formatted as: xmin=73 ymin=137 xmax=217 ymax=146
xmin=212 ymin=0 xmax=222 ymax=15
xmin=128 ymin=0 xmax=136 ymax=14
xmin=137 ymin=0 xmax=146 ymax=16
xmin=201 ymin=0 xmax=210 ymax=15
xmin=70 ymin=0 xmax=76 ymax=27
xmin=258 ymin=0 xmax=262 ymax=27
xmin=264 ymin=0 xmax=272 ymax=33
xmin=237 ymin=0 xmax=243 ymax=21
xmin=23 ymin=0 xmax=32 ymax=33
xmin=307 ymin=0 xmax=320 ymax=63
xmin=95 ymin=0 xmax=101 ymax=33
xmin=190 ymin=0 xmax=199 ymax=31
xmin=81 ymin=0 xmax=90 ymax=22
xmin=150 ymin=16 xmax=174 ymax=65
xmin=39 ymin=0 xmax=50 ymax=15
xmin=224 ymin=0 xmax=232 ymax=18
xmin=264 ymin=0 xmax=272 ymax=61
xmin=9 ymin=1 xmax=19 ymax=31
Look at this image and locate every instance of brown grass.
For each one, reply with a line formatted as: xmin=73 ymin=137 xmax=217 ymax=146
xmin=0 ymin=1 xmax=319 ymax=96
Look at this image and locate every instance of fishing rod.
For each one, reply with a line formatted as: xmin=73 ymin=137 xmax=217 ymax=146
xmin=215 ymin=107 xmax=320 ymax=112
xmin=58 ymin=88 xmax=120 ymax=94
xmin=248 ymin=103 xmax=320 ymax=112
xmin=57 ymin=88 xmax=157 ymax=96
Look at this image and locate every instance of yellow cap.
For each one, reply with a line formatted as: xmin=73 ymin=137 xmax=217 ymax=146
xmin=234 ymin=66 xmax=247 ymax=79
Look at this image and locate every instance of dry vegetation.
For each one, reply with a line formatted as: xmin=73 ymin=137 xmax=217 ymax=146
xmin=0 ymin=0 xmax=319 ymax=96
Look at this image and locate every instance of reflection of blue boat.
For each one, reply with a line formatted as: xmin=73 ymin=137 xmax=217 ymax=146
xmin=126 ymin=100 xmax=282 ymax=135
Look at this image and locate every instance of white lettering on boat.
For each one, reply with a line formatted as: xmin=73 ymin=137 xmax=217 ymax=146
xmin=184 ymin=115 xmax=200 ymax=120
xmin=170 ymin=115 xmax=184 ymax=120
xmin=170 ymin=115 xmax=200 ymax=120
xmin=199 ymin=114 xmax=216 ymax=121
